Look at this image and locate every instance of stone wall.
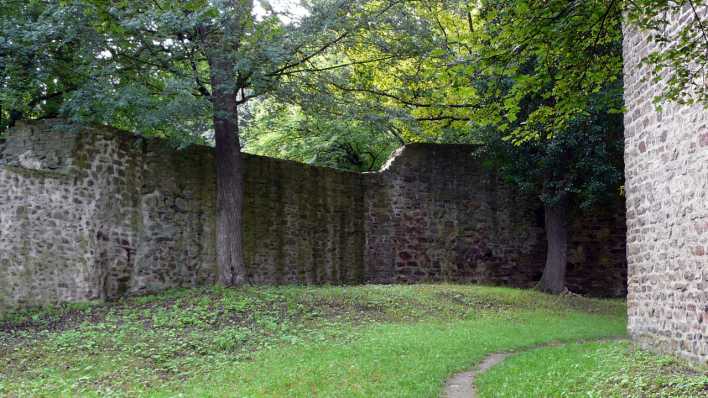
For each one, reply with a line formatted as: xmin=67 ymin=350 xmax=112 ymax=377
xmin=0 ymin=121 xmax=366 ymax=308
xmin=243 ymin=155 xmax=366 ymax=284
xmin=365 ymin=145 xmax=544 ymax=285
xmin=0 ymin=122 xmax=219 ymax=308
xmin=364 ymin=144 xmax=627 ymax=297
xmin=0 ymin=120 xmax=626 ymax=309
xmin=623 ymin=11 xmax=708 ymax=363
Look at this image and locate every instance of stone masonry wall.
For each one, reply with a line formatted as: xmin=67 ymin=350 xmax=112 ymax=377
xmin=0 ymin=121 xmax=366 ymax=308
xmin=364 ymin=144 xmax=627 ymax=297
xmin=624 ymin=11 xmax=708 ymax=363
xmin=365 ymin=145 xmax=546 ymax=285
xmin=242 ymin=154 xmax=366 ymax=285
xmin=0 ymin=120 xmax=626 ymax=309
xmin=0 ymin=122 xmax=219 ymax=307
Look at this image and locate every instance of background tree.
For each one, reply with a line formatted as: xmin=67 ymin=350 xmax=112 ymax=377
xmin=317 ymin=0 xmax=626 ymax=293
xmin=0 ymin=1 xmax=99 ymax=131
xmin=236 ymin=0 xmax=638 ymax=293
xmin=1 ymin=0 xmax=412 ymax=285
xmin=475 ymin=91 xmax=624 ymax=293
xmin=241 ymin=98 xmax=400 ymax=171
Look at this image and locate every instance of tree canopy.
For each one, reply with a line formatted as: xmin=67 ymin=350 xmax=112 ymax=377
xmin=1 ymin=0 xmax=705 ymax=292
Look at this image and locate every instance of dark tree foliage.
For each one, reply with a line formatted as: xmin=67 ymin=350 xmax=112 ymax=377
xmin=0 ymin=0 xmax=413 ymax=285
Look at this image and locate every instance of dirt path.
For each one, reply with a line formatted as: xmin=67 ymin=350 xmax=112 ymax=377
xmin=443 ymin=338 xmax=627 ymax=398
xmin=443 ymin=352 xmax=510 ymax=398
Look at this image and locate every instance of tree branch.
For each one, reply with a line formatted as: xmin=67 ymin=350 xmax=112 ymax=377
xmin=327 ymin=80 xmax=479 ymax=109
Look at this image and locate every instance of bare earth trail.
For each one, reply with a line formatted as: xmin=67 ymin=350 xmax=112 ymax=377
xmin=443 ymin=352 xmax=510 ymax=398
xmin=442 ymin=338 xmax=628 ymax=398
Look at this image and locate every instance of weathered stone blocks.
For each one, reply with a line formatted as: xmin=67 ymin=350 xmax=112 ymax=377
xmin=623 ymin=11 xmax=708 ymax=364
xmin=0 ymin=119 xmax=626 ymax=310
xmin=365 ymin=144 xmax=627 ymax=296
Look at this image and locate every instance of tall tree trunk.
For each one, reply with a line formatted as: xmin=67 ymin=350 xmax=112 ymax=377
xmin=538 ymin=198 xmax=568 ymax=294
xmin=198 ymin=0 xmax=253 ymax=286
xmin=8 ymin=109 xmax=22 ymax=129
xmin=209 ymin=55 xmax=247 ymax=286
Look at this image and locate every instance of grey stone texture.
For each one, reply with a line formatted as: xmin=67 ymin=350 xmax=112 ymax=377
xmin=623 ymin=12 xmax=708 ymax=363
xmin=0 ymin=122 xmax=218 ymax=307
xmin=0 ymin=120 xmax=626 ymax=309
xmin=364 ymin=144 xmax=627 ymax=295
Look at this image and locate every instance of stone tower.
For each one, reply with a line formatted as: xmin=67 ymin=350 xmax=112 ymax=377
xmin=623 ymin=9 xmax=708 ymax=364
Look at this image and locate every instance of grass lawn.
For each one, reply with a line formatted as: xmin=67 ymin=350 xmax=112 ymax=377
xmin=0 ymin=284 xmax=694 ymax=397
xmin=477 ymin=340 xmax=708 ymax=398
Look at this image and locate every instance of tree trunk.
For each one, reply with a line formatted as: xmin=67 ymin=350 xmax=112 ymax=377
xmin=209 ymin=56 xmax=247 ymax=286
xmin=537 ymin=198 xmax=568 ymax=294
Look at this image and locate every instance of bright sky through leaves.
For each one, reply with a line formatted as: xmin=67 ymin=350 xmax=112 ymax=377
xmin=254 ymin=0 xmax=308 ymax=23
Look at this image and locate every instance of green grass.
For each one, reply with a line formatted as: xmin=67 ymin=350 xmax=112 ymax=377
xmin=0 ymin=284 xmax=628 ymax=397
xmin=477 ymin=340 xmax=708 ymax=398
